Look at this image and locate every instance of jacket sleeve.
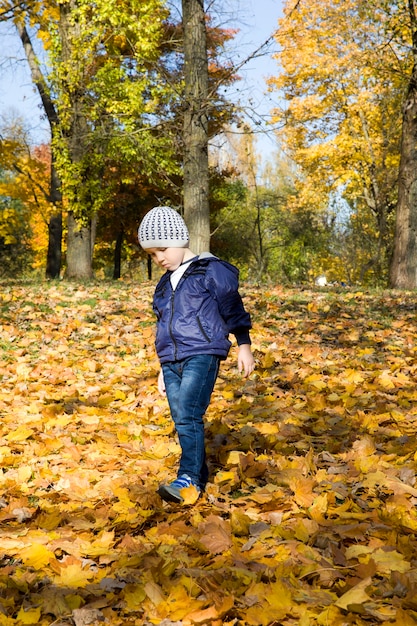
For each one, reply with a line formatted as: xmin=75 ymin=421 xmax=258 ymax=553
xmin=206 ymin=260 xmax=252 ymax=345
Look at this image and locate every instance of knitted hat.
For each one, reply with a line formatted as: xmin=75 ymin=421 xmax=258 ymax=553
xmin=138 ymin=206 xmax=189 ymax=250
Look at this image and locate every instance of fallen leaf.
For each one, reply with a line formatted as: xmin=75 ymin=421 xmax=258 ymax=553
xmin=335 ymin=577 xmax=372 ymax=610
xmin=198 ymin=515 xmax=232 ymax=554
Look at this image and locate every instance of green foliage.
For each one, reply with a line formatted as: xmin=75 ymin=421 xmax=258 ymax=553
xmin=1 ymin=0 xmax=251 ymax=278
xmin=42 ymin=0 xmax=176 ymax=223
xmin=211 ymin=172 xmax=333 ymax=284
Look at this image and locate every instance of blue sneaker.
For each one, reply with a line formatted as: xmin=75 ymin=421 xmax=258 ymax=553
xmin=157 ymin=474 xmax=201 ymax=504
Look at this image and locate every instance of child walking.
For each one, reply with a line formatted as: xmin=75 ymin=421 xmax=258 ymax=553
xmin=138 ymin=206 xmax=255 ymax=504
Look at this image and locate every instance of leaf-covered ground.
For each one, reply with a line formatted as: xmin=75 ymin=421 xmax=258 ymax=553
xmin=0 ymin=281 xmax=417 ymax=626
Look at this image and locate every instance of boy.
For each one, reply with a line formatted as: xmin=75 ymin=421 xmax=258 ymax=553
xmin=138 ymin=206 xmax=255 ymax=504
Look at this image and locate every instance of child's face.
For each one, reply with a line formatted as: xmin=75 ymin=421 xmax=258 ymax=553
xmin=147 ymin=247 xmax=187 ymax=271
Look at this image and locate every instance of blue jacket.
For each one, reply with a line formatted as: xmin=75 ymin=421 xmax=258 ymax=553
xmin=152 ymin=254 xmax=252 ymax=363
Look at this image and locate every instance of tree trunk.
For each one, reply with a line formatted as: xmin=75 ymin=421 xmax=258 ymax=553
xmin=113 ymin=229 xmax=123 ymax=279
xmin=390 ymin=70 xmax=417 ymax=288
xmin=60 ymin=1 xmax=95 ymax=279
xmin=182 ymin=0 xmax=210 ymax=253
xmin=17 ymin=22 xmax=63 ymax=279
xmin=390 ymin=2 xmax=417 ymax=289
xmin=46 ymin=213 xmax=63 ymax=278
xmin=45 ymin=150 xmax=63 ymax=278
xmin=66 ymin=212 xmax=93 ymax=279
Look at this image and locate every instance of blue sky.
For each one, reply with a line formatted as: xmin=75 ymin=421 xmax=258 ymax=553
xmin=233 ymin=0 xmax=283 ymax=157
xmin=0 ymin=0 xmax=283 ymax=155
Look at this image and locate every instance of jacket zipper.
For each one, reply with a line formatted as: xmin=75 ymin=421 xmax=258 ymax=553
xmin=166 ymin=263 xmax=203 ymax=360
xmin=197 ymin=317 xmax=210 ymax=342
xmin=169 ymin=290 xmax=178 ymax=361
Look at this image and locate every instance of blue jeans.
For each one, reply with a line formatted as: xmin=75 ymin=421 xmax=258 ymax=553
xmin=162 ymin=355 xmax=220 ymax=490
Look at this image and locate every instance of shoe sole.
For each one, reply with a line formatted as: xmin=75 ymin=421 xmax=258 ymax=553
xmin=157 ymin=484 xmax=183 ymax=504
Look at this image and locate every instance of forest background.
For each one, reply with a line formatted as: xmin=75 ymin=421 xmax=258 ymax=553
xmin=1 ymin=0 xmax=417 ymax=288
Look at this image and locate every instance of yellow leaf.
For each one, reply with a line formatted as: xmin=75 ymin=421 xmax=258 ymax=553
xmin=144 ymin=580 xmax=165 ymax=605
xmin=230 ymin=510 xmax=252 ymax=536
xmin=335 ymin=576 xmax=372 ymax=610
xmin=18 ymin=466 xmax=32 ymax=483
xmin=180 ymin=484 xmax=200 ymax=505
xmin=344 ymin=369 xmax=364 ymax=384
xmin=123 ymin=584 xmax=147 ymax=610
xmin=184 ymin=605 xmax=219 ymax=623
xmin=288 ymin=477 xmax=316 ymax=507
xmin=245 ymin=604 xmax=285 ymax=626
xmin=355 ymin=454 xmax=378 ymax=473
xmin=309 ymin=394 xmax=327 ymax=411
xmin=54 ymin=564 xmax=94 ymax=588
xmin=225 ymin=451 xmax=243 ymax=465
xmin=327 ymin=392 xmax=340 ymax=402
xmin=145 ymin=441 xmax=177 ymax=459
xmin=390 ymin=608 xmax=417 ymax=625
xmin=308 ymin=493 xmax=328 ymax=522
xmin=97 ymin=394 xmax=113 ymax=406
xmin=267 ymin=581 xmax=293 ymax=611
xmin=376 ymin=370 xmax=396 ymax=389
xmin=214 ymin=470 xmax=239 ymax=485
xmin=16 ymin=607 xmax=41 ymax=625
xmin=292 ymin=518 xmax=319 ymax=542
xmin=316 ymin=606 xmax=344 ymax=625
xmin=36 ymin=511 xmax=63 ymax=530
xmin=345 ymin=545 xmax=373 ymax=560
xmin=80 ymin=358 xmax=100 ymax=372
xmin=352 ymin=435 xmax=376 ymax=456
xmin=20 ymin=544 xmax=55 ymax=570
xmin=66 ymin=595 xmax=85 ymax=610
xmin=116 ymin=430 xmax=129 ymax=443
xmin=255 ymin=422 xmax=279 ymax=435
xmin=263 ymin=394 xmax=277 ymax=402
xmin=161 ymin=586 xmax=205 ymax=621
xmin=261 ymin=351 xmax=276 ymax=368
xmin=79 ymin=531 xmax=115 ymax=557
xmin=244 ymin=581 xmax=292 ymax=624
xmin=5 ymin=426 xmax=34 ymax=442
xmin=371 ymin=548 xmax=411 ymax=574
xmin=304 ymin=373 xmax=327 ymax=389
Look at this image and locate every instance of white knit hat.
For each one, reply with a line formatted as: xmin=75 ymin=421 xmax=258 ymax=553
xmin=138 ymin=206 xmax=189 ymax=250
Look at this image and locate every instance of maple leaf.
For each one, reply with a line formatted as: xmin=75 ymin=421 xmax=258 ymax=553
xmin=20 ymin=544 xmax=55 ymax=570
xmin=198 ymin=515 xmax=232 ymax=554
xmin=370 ymin=548 xmax=411 ymax=574
xmin=288 ymin=476 xmax=316 ymax=508
xmin=180 ymin=484 xmax=200 ymax=505
xmin=53 ymin=564 xmax=95 ymax=588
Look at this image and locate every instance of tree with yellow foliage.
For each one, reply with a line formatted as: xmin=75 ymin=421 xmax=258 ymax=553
xmin=0 ymin=134 xmax=35 ymax=275
xmin=270 ymin=0 xmax=407 ymax=284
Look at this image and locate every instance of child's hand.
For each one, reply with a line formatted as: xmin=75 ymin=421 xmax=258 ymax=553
xmin=238 ymin=343 xmax=255 ymax=377
xmin=158 ymin=369 xmax=166 ymax=395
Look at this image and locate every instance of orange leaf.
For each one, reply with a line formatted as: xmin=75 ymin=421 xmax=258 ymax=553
xmin=198 ymin=515 xmax=232 ymax=554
